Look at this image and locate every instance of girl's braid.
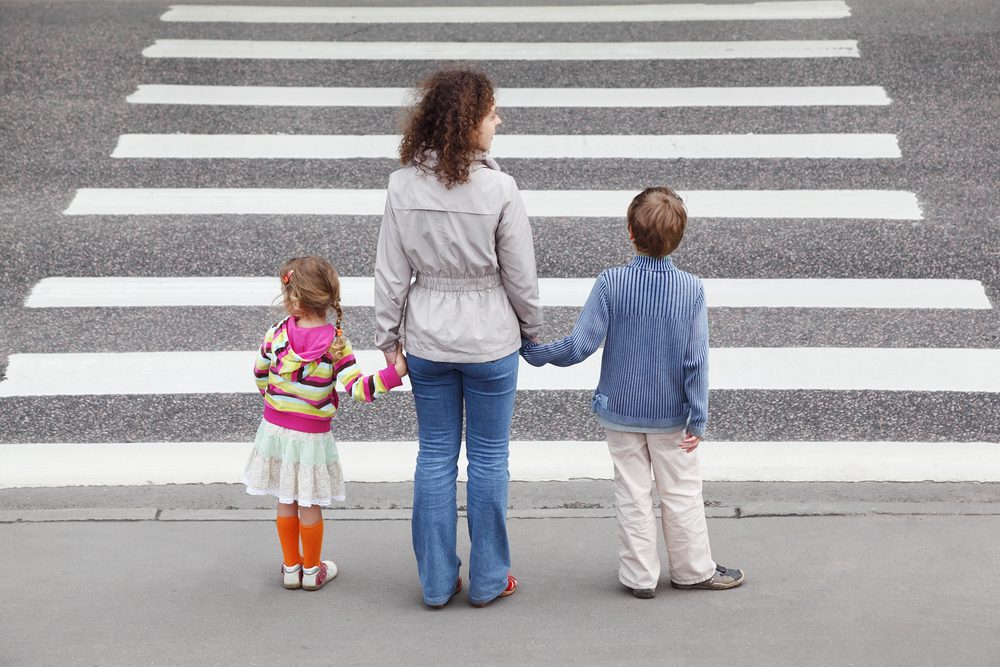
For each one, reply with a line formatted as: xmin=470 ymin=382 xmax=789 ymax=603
xmin=328 ymin=298 xmax=348 ymax=362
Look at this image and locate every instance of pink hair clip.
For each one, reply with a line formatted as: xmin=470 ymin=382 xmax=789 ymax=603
xmin=281 ymin=269 xmax=295 ymax=285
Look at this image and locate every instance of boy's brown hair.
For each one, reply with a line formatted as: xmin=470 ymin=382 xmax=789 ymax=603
xmin=626 ymin=187 xmax=687 ymax=257
xmin=279 ymin=256 xmax=348 ymax=360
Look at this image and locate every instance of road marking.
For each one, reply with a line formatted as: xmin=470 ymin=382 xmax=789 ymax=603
xmin=3 ymin=348 xmax=999 ymax=396
xmin=161 ymin=2 xmax=852 ymax=24
xmin=127 ymin=85 xmax=892 ymax=107
xmin=63 ymin=188 xmax=923 ymax=220
xmin=3 ymin=441 xmax=999 ymax=487
xmin=111 ymin=133 xmax=902 ymax=160
xmin=25 ymin=277 xmax=992 ymax=310
xmin=141 ymin=39 xmax=860 ymax=61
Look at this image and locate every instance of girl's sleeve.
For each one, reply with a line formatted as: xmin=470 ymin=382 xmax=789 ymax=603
xmin=334 ymin=339 xmax=403 ymax=403
xmin=253 ymin=328 xmax=274 ymax=395
xmin=521 ymin=275 xmax=609 ymax=367
xmin=682 ymin=283 xmax=709 ymax=437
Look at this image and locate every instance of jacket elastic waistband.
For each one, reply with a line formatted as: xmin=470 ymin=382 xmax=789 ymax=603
xmin=414 ymin=273 xmax=502 ymax=292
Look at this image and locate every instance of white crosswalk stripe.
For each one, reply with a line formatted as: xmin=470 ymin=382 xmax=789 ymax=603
xmin=4 ymin=348 xmax=1000 ymax=397
xmin=7 ymin=441 xmax=1000 ymax=488
xmin=111 ymin=133 xmax=903 ymax=160
xmin=127 ymin=85 xmax=893 ymax=108
xmin=24 ymin=277 xmax=993 ymax=309
xmin=63 ymin=188 xmax=924 ymax=219
xmin=161 ymin=2 xmax=853 ymax=24
xmin=142 ymin=39 xmax=861 ymax=61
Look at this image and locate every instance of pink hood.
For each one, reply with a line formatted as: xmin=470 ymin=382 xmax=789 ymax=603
xmin=284 ymin=317 xmax=335 ymax=363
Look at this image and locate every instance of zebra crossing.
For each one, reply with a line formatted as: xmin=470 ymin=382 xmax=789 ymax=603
xmin=126 ymin=84 xmax=893 ymax=107
xmin=64 ymin=187 xmax=922 ymax=218
xmin=3 ymin=1 xmax=998 ymax=488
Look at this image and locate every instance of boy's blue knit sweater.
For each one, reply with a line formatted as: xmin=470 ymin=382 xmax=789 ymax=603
xmin=521 ymin=255 xmax=709 ymax=436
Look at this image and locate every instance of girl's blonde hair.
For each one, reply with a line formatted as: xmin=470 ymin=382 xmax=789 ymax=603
xmin=279 ymin=256 xmax=348 ymax=360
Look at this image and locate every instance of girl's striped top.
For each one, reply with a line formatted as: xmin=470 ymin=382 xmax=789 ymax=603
xmin=521 ymin=255 xmax=709 ymax=436
xmin=254 ymin=316 xmax=402 ymax=433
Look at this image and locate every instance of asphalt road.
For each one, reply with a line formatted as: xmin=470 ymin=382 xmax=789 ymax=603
xmin=2 ymin=2 xmax=999 ymax=457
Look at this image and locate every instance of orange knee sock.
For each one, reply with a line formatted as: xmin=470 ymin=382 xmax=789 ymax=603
xmin=276 ymin=516 xmax=302 ymax=567
xmin=300 ymin=520 xmax=324 ymax=569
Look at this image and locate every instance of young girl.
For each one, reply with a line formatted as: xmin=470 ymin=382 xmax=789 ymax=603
xmin=243 ymin=256 xmax=407 ymax=591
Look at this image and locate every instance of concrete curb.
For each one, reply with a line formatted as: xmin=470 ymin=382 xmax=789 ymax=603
xmin=3 ymin=503 xmax=999 ymax=523
xmin=738 ymin=501 xmax=1000 ymax=517
xmin=0 ymin=508 xmax=159 ymax=523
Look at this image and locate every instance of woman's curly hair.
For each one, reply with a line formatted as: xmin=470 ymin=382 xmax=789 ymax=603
xmin=399 ymin=67 xmax=496 ymax=189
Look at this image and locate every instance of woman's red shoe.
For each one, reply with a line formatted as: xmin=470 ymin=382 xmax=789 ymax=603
xmin=471 ymin=574 xmax=517 ymax=607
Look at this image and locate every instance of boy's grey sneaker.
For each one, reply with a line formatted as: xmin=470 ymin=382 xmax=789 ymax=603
xmin=631 ymin=587 xmax=656 ymax=599
xmin=671 ymin=564 xmax=744 ymax=590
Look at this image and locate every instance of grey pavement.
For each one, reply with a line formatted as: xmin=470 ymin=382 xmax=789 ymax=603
xmin=2 ymin=512 xmax=999 ymax=665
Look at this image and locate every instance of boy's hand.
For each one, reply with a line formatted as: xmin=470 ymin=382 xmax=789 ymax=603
xmin=680 ymin=433 xmax=702 ymax=453
xmin=393 ymin=342 xmax=408 ymax=378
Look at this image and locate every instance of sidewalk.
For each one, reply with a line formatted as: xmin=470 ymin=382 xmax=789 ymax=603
xmin=2 ymin=505 xmax=999 ymax=665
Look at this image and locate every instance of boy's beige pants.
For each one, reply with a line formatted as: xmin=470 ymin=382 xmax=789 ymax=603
xmin=605 ymin=428 xmax=716 ymax=589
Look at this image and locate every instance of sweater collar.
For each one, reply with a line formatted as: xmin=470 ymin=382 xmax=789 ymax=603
xmin=628 ymin=255 xmax=675 ymax=272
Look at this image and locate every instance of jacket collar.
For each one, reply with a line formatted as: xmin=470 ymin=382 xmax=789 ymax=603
xmin=628 ymin=255 xmax=675 ymax=272
xmin=413 ymin=149 xmax=501 ymax=173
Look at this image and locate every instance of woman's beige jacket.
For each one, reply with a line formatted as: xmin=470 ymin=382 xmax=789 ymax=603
xmin=374 ymin=154 xmax=543 ymax=363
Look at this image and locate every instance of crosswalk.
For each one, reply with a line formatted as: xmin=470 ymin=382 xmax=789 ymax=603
xmin=141 ymin=39 xmax=861 ymax=60
xmin=25 ymin=277 xmax=992 ymax=309
xmin=110 ymin=133 xmax=903 ymax=159
xmin=63 ymin=188 xmax=923 ymax=218
xmin=4 ymin=348 xmax=1000 ymax=396
xmin=159 ymin=2 xmax=855 ymax=23
xmin=127 ymin=84 xmax=893 ymax=107
xmin=3 ymin=1 xmax=997 ymax=488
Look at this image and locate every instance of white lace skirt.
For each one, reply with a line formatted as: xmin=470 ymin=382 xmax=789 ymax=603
xmin=242 ymin=420 xmax=346 ymax=506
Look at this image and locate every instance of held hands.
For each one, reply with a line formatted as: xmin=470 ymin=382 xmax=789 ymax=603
xmin=679 ymin=433 xmax=702 ymax=453
xmin=391 ymin=341 xmax=408 ymax=378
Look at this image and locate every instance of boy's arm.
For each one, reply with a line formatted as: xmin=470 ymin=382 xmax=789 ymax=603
xmin=683 ymin=283 xmax=709 ymax=437
xmin=521 ymin=276 xmax=609 ymax=367
xmin=334 ymin=339 xmax=403 ymax=403
xmin=253 ymin=328 xmax=274 ymax=395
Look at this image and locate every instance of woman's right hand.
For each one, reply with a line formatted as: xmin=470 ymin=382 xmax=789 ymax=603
xmin=392 ymin=342 xmax=408 ymax=377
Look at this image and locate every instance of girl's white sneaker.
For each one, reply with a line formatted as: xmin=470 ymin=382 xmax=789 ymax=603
xmin=302 ymin=560 xmax=338 ymax=591
xmin=282 ymin=563 xmax=302 ymax=590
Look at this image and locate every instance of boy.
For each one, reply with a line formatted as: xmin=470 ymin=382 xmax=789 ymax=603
xmin=521 ymin=187 xmax=744 ymax=599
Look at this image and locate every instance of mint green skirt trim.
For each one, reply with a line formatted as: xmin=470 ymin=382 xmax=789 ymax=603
xmin=251 ymin=420 xmax=340 ymax=466
xmin=242 ymin=420 xmax=345 ymax=506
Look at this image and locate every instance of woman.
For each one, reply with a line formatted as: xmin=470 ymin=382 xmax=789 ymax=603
xmin=374 ymin=67 xmax=543 ymax=608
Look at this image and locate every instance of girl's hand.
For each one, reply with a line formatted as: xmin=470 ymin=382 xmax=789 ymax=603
xmin=680 ymin=433 xmax=702 ymax=453
xmin=393 ymin=342 xmax=408 ymax=378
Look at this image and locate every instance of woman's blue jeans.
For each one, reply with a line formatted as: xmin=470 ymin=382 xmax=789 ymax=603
xmin=408 ymin=351 xmax=518 ymax=606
